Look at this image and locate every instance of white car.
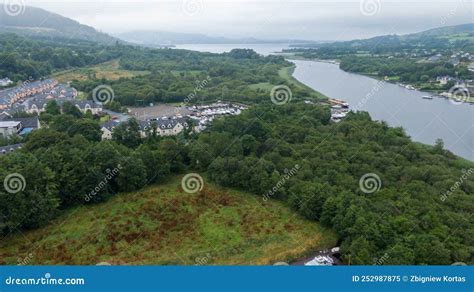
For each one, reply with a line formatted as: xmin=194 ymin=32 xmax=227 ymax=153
xmin=305 ymin=255 xmax=334 ymax=266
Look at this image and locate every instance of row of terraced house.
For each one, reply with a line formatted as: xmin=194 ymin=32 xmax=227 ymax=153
xmin=0 ymin=79 xmax=58 ymax=110
xmin=0 ymin=79 xmax=104 ymax=117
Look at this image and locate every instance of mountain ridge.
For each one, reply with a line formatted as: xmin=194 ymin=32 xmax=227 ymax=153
xmin=0 ymin=4 xmax=119 ymax=44
xmin=292 ymin=23 xmax=474 ymax=49
xmin=117 ymin=30 xmax=320 ymax=46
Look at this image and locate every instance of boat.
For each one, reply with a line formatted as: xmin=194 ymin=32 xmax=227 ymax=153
xmin=328 ymin=98 xmax=349 ymax=108
xmin=422 ymin=95 xmax=433 ymax=100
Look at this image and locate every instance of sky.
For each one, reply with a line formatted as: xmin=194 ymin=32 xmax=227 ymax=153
xmin=12 ymin=0 xmax=474 ymax=40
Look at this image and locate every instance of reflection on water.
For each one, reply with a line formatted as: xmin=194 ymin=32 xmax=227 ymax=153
xmin=292 ymin=60 xmax=473 ymax=161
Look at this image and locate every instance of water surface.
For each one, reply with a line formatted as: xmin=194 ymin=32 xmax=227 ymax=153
xmin=175 ymin=44 xmax=473 ymax=160
xmin=292 ymin=60 xmax=473 ymax=160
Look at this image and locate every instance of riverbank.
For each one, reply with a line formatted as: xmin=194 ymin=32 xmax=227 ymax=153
xmin=289 ymin=55 xmax=474 ymax=104
xmin=279 ymin=65 xmax=328 ymax=100
xmin=291 ymin=59 xmax=474 ymax=161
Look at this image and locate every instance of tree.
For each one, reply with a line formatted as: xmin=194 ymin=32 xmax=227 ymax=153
xmin=68 ymin=119 xmax=102 ymax=142
xmin=343 ymin=237 xmax=374 ymax=265
xmin=433 ymin=138 xmax=445 ymax=154
xmin=49 ymin=114 xmax=77 ymax=133
xmin=24 ymin=129 xmax=69 ymax=151
xmin=0 ymin=153 xmax=59 ymax=234
xmin=62 ymin=101 xmax=83 ymax=118
xmin=112 ymin=118 xmax=142 ymax=148
xmin=288 ymin=182 xmax=330 ymax=220
xmin=115 ymin=156 xmax=146 ymax=192
xmin=45 ymin=100 xmax=61 ymax=115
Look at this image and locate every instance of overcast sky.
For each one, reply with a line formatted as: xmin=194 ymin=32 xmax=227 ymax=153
xmin=15 ymin=0 xmax=474 ymax=40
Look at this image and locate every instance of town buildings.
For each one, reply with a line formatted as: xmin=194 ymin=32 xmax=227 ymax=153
xmin=0 ymin=115 xmax=40 ymax=137
xmin=0 ymin=78 xmax=13 ymax=87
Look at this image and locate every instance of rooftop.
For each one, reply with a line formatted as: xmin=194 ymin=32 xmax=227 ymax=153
xmin=0 ymin=121 xmax=21 ymax=128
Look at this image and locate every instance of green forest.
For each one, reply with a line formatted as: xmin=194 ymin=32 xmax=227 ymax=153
xmin=0 ymin=34 xmax=123 ymax=82
xmin=72 ymin=48 xmax=317 ymax=106
xmin=0 ymin=33 xmax=473 ymax=265
xmin=339 ymin=56 xmax=473 ymax=84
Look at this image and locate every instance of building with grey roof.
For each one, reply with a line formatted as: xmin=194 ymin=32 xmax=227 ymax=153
xmin=0 ymin=143 xmax=23 ymax=156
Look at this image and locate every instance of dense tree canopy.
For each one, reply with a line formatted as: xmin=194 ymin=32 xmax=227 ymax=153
xmin=0 ymin=33 xmax=123 ymax=82
xmin=189 ymin=104 xmax=474 ymax=265
xmin=0 ymin=35 xmax=472 ymax=266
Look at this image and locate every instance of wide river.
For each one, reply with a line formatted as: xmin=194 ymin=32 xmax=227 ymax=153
xmin=176 ymin=44 xmax=474 ymax=161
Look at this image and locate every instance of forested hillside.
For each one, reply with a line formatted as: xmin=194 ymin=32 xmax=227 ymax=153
xmin=0 ymin=4 xmax=118 ymax=44
xmin=73 ymin=48 xmax=309 ymax=105
xmin=1 ymin=101 xmax=473 ymax=265
xmin=0 ymin=34 xmax=123 ymax=82
xmin=0 ymin=28 xmax=473 ymax=265
xmin=192 ymin=104 xmax=474 ymax=265
xmin=289 ymin=23 xmax=474 ymax=55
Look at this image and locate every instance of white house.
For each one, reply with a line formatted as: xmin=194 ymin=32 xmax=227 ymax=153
xmin=0 ymin=121 xmax=21 ymax=137
xmin=0 ymin=78 xmax=13 ymax=87
xmin=100 ymin=120 xmax=120 ymax=140
xmin=139 ymin=118 xmax=188 ymax=138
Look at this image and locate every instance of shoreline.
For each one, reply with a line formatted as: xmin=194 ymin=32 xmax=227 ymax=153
xmin=289 ymin=58 xmax=474 ymax=162
xmin=289 ymin=56 xmax=474 ymax=105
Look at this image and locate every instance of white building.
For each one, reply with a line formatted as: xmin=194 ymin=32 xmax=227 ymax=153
xmin=100 ymin=120 xmax=120 ymax=140
xmin=0 ymin=121 xmax=21 ymax=137
xmin=0 ymin=78 xmax=13 ymax=87
xmin=139 ymin=118 xmax=188 ymax=138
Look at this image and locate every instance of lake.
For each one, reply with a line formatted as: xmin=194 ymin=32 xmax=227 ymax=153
xmin=175 ymin=43 xmax=290 ymax=56
xmin=176 ymin=44 xmax=473 ymax=161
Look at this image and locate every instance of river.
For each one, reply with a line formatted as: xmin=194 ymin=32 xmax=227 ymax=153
xmin=175 ymin=44 xmax=474 ymax=161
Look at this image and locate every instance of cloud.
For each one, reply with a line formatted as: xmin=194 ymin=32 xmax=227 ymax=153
xmin=18 ymin=0 xmax=474 ymax=40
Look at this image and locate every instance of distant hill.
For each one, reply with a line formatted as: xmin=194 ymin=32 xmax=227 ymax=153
xmin=117 ymin=30 xmax=318 ymax=46
xmin=0 ymin=4 xmax=119 ymax=44
xmin=410 ymin=23 xmax=474 ymax=38
xmin=293 ymin=23 xmax=474 ymax=51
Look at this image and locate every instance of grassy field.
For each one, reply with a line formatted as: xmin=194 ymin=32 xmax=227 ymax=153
xmin=0 ymin=176 xmax=337 ymax=265
xmin=53 ymin=59 xmax=150 ymax=83
xmin=248 ymin=66 xmax=328 ymax=101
